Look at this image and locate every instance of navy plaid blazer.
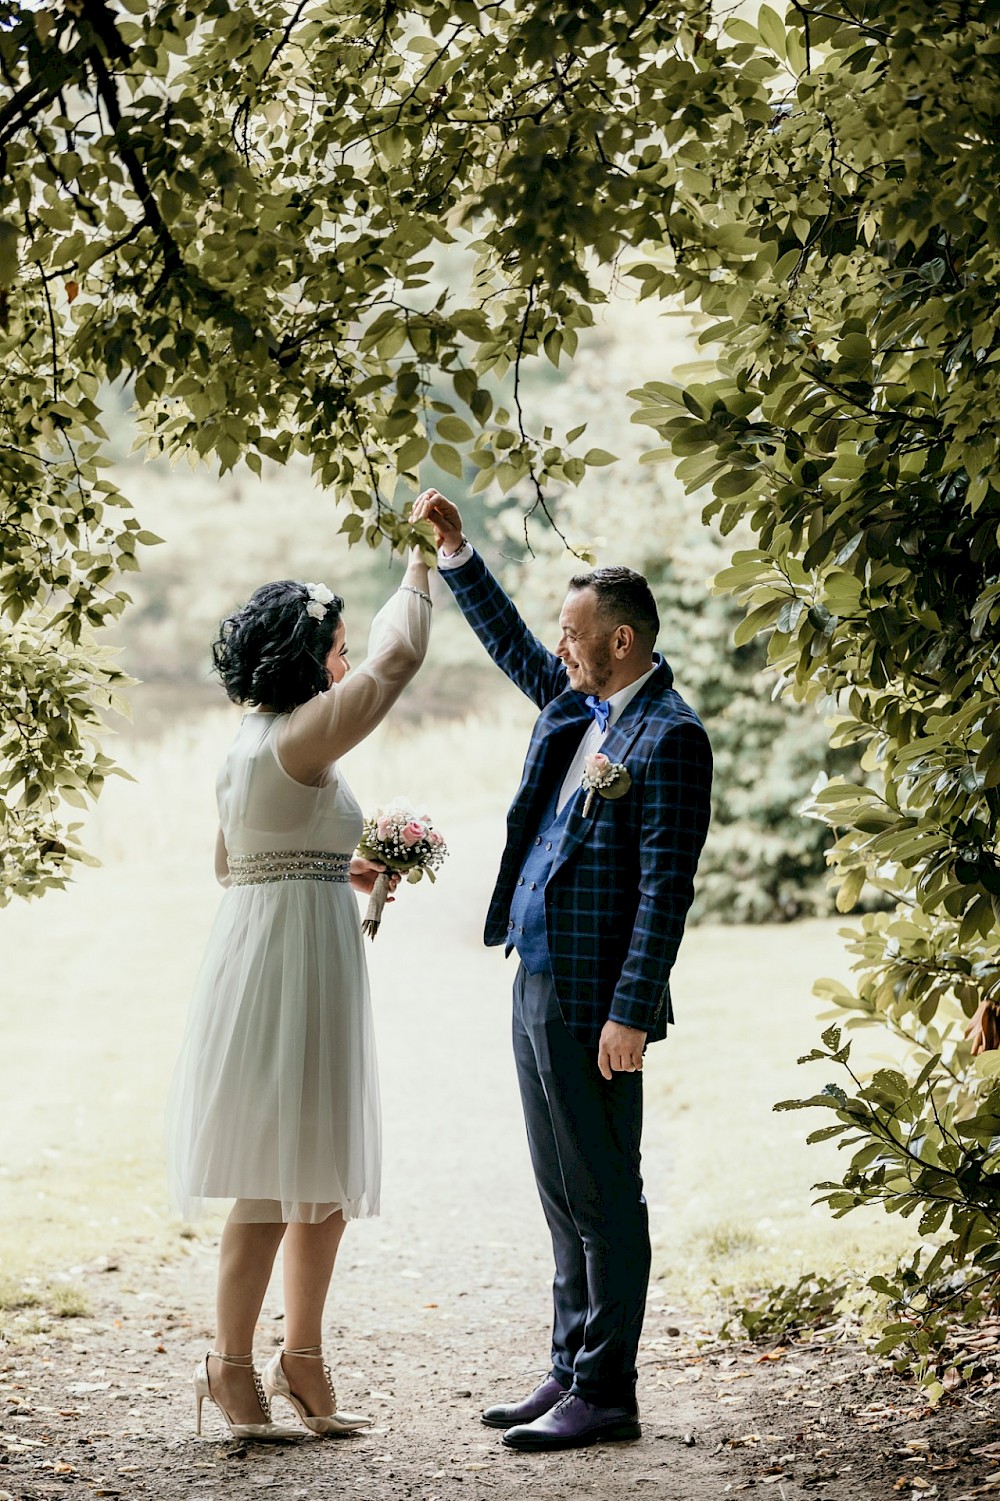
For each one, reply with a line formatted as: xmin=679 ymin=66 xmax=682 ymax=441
xmin=443 ymin=550 xmax=713 ymax=1048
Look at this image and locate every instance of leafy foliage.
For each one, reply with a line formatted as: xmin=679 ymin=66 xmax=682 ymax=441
xmin=0 ymin=0 xmax=712 ymax=895
xmin=629 ymin=3 xmax=1000 ymax=1349
xmin=659 ymin=549 xmax=854 ymax=923
xmin=777 ymin=1026 xmax=1000 ymax=1399
xmin=720 ymin=1268 xmax=849 ymax=1343
xmin=0 ymin=624 xmax=128 ymax=897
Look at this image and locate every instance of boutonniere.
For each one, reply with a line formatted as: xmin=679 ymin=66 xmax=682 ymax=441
xmin=581 ymin=753 xmax=632 ymax=816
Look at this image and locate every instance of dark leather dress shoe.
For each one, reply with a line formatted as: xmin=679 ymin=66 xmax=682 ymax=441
xmin=481 ymin=1376 xmax=568 ymax=1429
xmin=501 ymin=1393 xmax=641 ymax=1451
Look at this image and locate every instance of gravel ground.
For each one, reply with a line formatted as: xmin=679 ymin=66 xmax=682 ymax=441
xmin=5 ymin=883 xmax=1000 ymax=1500
xmin=1 ymin=926 xmax=746 ymax=1501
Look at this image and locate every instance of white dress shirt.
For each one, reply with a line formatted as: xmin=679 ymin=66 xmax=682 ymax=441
xmin=556 ymin=664 xmax=658 ymax=813
xmin=437 ymin=539 xmax=475 ymax=571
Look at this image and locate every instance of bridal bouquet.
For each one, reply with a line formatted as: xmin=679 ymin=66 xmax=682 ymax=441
xmin=356 ymin=799 xmax=447 ymax=939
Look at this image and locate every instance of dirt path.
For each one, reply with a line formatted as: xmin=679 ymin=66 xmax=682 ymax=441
xmin=5 ymin=877 xmax=1000 ymax=1499
xmin=1 ymin=921 xmax=740 ymax=1500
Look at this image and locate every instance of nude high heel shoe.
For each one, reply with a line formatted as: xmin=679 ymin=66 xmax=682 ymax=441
xmin=194 ymin=1351 xmax=301 ymax=1441
xmin=261 ymin=1345 xmax=373 ymax=1434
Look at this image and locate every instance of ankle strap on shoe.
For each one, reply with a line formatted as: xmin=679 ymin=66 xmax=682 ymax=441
xmin=282 ymin=1344 xmax=324 ymax=1358
xmin=209 ymin=1350 xmax=254 ymax=1366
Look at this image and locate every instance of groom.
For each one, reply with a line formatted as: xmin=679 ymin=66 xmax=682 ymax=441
xmin=413 ymin=492 xmax=712 ymax=1452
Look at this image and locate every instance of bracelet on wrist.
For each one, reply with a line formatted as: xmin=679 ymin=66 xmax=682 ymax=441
xmin=399 ymin=583 xmax=432 ymax=605
xmin=441 ymin=537 xmax=468 ymax=559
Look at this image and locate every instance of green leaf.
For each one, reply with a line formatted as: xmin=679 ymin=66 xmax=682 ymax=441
xmin=733 ymin=598 xmax=782 ymax=646
xmin=835 ymin=866 xmax=865 ymax=913
xmin=435 ymin=416 xmax=474 ymax=444
xmin=397 ymin=435 xmax=429 ymax=470
xmin=431 ymin=444 xmax=464 ymax=479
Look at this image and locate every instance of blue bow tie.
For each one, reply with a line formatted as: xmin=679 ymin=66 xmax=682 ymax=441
xmin=585 ymin=695 xmax=611 ymax=734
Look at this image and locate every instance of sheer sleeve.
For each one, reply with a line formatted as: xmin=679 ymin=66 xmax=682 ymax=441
xmin=278 ymin=585 xmax=431 ymax=782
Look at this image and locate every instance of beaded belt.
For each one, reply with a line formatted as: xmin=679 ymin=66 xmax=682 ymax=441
xmin=229 ymin=850 xmax=352 ymax=886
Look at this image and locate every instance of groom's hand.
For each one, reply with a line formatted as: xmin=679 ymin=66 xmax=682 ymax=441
xmin=411 ymin=489 xmax=464 ymax=553
xmin=597 ymin=1021 xmax=647 ymax=1080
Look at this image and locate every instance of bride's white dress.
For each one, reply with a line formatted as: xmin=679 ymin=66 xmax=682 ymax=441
xmin=165 ymin=585 xmax=430 ymax=1224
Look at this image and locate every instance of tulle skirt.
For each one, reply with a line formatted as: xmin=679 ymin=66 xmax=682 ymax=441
xmin=164 ymin=880 xmax=380 ymax=1224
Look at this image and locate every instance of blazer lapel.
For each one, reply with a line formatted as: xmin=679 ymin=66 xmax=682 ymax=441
xmin=507 ymin=696 xmax=590 ymax=830
xmin=548 ymin=660 xmax=670 ymax=876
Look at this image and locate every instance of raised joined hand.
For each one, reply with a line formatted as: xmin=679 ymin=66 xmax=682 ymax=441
xmin=411 ymin=489 xmax=464 ymax=553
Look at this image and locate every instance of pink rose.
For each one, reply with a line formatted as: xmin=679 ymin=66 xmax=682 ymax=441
xmin=592 ymin=753 xmax=610 ymax=769
xmin=401 ymin=821 xmax=424 ymax=846
xmin=376 ymin=815 xmax=394 ymax=840
xmin=428 ymin=829 xmax=444 ymax=845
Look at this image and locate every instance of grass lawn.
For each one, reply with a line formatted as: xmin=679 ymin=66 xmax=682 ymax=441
xmin=0 ymin=709 xmax=915 ymax=1330
xmin=657 ymin=916 xmax=914 ymax=1315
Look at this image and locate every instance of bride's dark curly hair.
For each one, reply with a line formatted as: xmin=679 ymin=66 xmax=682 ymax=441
xmin=212 ymin=580 xmax=345 ymax=713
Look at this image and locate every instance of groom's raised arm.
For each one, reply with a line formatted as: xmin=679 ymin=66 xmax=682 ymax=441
xmin=411 ymin=490 xmax=568 ymax=709
xmin=440 ymin=547 xmax=569 ymax=710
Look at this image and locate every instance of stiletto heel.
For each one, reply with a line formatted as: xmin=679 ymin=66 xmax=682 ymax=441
xmin=262 ymin=1345 xmax=372 ymax=1435
xmin=193 ymin=1351 xmax=301 ymax=1441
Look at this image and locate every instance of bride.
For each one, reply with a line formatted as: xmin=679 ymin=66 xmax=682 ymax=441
xmin=164 ymin=512 xmax=437 ymax=1440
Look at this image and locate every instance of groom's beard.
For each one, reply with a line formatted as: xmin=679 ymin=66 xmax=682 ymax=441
xmin=574 ymin=645 xmax=613 ymax=698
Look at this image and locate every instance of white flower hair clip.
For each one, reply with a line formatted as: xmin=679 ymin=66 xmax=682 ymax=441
xmin=304 ymin=581 xmax=335 ymax=620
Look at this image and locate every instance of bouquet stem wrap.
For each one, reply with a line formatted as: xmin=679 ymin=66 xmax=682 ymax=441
xmin=362 ymin=871 xmax=392 ymax=939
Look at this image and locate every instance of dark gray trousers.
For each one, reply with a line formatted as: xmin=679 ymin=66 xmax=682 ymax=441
xmin=512 ymin=964 xmax=650 ymax=1408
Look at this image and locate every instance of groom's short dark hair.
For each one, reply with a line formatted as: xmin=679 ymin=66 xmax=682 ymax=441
xmin=568 ymin=566 xmax=659 ymax=647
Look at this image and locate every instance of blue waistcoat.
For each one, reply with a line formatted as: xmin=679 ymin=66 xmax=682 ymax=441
xmin=507 ymin=775 xmax=574 ymax=974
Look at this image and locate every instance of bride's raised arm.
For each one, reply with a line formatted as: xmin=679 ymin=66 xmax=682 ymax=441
xmin=277 ymin=551 xmax=432 ymax=783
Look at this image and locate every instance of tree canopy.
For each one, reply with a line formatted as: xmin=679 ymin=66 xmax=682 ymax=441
xmin=1 ymin=0 xmax=718 ymax=896
xmin=630 ymin=0 xmax=1000 ymax=1386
